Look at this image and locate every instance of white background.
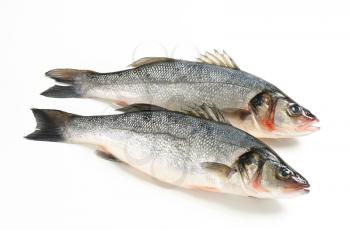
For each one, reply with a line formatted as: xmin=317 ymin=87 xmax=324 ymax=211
xmin=1 ymin=0 xmax=349 ymax=229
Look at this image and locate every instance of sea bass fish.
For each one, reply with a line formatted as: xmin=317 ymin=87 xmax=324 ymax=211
xmin=25 ymin=105 xmax=309 ymax=198
xmin=41 ymin=50 xmax=319 ymax=138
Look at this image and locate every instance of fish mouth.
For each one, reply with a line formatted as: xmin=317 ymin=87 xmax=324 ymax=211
xmin=301 ymin=183 xmax=310 ymax=194
xmin=283 ymin=185 xmax=310 ymax=194
xmin=283 ymin=177 xmax=310 ymax=194
xmin=296 ymin=119 xmax=320 ymax=133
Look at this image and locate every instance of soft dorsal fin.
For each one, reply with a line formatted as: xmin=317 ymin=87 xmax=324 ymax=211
xmin=129 ymin=57 xmax=174 ymax=68
xmin=117 ymin=103 xmax=228 ymax=124
xmin=196 ymin=50 xmax=240 ymax=70
xmin=182 ymin=104 xmax=227 ymax=123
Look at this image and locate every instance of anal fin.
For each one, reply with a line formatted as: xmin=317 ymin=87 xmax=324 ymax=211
xmin=114 ymin=99 xmax=129 ymax=107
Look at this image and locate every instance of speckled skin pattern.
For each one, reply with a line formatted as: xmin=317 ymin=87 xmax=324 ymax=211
xmin=77 ymin=60 xmax=278 ymax=110
xmin=62 ymin=110 xmax=279 ymax=196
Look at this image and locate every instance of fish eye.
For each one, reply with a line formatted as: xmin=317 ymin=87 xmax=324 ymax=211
xmin=277 ymin=167 xmax=292 ymax=179
xmin=245 ymin=158 xmax=253 ymax=165
xmin=287 ymin=104 xmax=302 ymax=116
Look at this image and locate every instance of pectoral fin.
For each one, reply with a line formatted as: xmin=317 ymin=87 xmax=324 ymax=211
xmin=96 ymin=150 xmax=123 ymax=163
xmin=200 ymin=162 xmax=236 ymax=178
xmin=116 ymin=103 xmax=168 ymax=113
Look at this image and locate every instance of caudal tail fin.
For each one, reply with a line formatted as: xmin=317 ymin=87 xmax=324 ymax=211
xmin=41 ymin=69 xmax=97 ymax=98
xmin=25 ymin=109 xmax=75 ymax=142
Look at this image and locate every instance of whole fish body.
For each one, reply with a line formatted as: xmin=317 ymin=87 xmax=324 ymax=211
xmin=25 ymin=106 xmax=309 ymax=198
xmin=85 ymin=61 xmax=270 ymax=109
xmin=42 ymin=51 xmax=319 ymax=138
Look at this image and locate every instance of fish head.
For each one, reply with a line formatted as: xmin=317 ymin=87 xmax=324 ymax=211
xmin=236 ymin=149 xmax=310 ymax=198
xmin=249 ymin=92 xmax=319 ymax=137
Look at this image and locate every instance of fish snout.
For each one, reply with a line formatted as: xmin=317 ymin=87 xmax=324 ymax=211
xmin=283 ymin=173 xmax=310 ymax=194
xmin=303 ymin=108 xmax=320 ymax=124
xmin=303 ymin=108 xmax=317 ymax=121
xmin=296 ymin=110 xmax=320 ymax=133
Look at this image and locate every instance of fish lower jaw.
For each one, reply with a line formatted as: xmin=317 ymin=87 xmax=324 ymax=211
xmin=281 ymin=186 xmax=310 ymax=197
xmin=296 ymin=121 xmax=320 ymax=133
xmin=302 ymin=125 xmax=320 ymax=132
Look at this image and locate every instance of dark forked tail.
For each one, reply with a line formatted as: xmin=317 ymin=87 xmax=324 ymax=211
xmin=41 ymin=69 xmax=96 ymax=98
xmin=25 ymin=109 xmax=75 ymax=142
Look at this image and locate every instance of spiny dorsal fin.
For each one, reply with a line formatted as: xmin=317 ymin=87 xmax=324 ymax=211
xmin=116 ymin=104 xmax=169 ymax=113
xmin=129 ymin=57 xmax=174 ymax=68
xmin=196 ymin=50 xmax=240 ymax=70
xmin=182 ymin=104 xmax=227 ymax=123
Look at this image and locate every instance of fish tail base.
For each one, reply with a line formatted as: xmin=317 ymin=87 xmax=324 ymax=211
xmin=45 ymin=69 xmax=96 ymax=84
xmin=41 ymin=85 xmax=80 ymax=98
xmin=42 ymin=69 xmax=97 ymax=98
xmin=25 ymin=109 xmax=75 ymax=142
